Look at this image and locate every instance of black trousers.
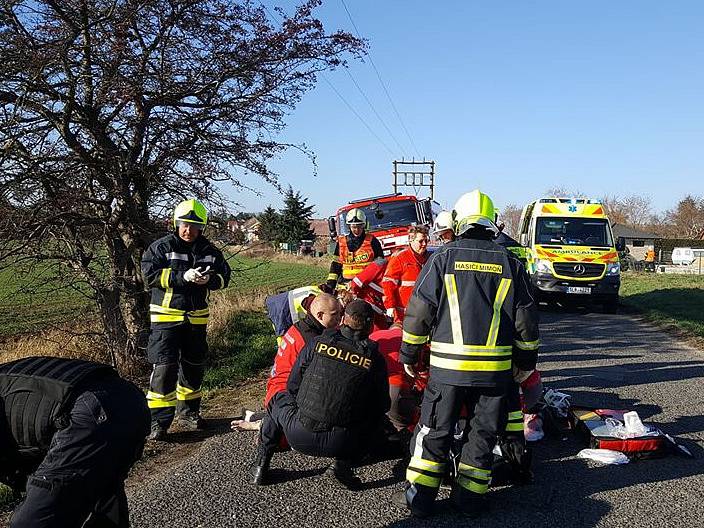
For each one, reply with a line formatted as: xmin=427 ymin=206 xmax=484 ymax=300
xmin=405 ymin=380 xmax=506 ymax=510
xmin=261 ymin=392 xmax=368 ymax=461
xmin=10 ymin=376 xmax=150 ymax=528
xmin=147 ymin=323 xmax=207 ymax=427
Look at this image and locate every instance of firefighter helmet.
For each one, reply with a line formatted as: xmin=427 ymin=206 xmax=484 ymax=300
xmin=432 ymin=211 xmax=454 ymax=234
xmin=453 ymin=190 xmax=497 ymax=236
xmin=345 ymin=208 xmax=367 ymax=226
xmin=173 ymin=199 xmax=208 ymax=229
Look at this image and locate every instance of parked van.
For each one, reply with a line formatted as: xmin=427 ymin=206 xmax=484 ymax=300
xmin=672 ymin=247 xmax=696 ymax=266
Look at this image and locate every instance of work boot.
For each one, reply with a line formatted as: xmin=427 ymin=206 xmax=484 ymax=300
xmin=391 ymin=482 xmax=434 ymax=518
xmin=176 ymin=412 xmax=206 ymax=430
xmin=249 ymin=444 xmax=274 ymax=485
xmin=148 ymin=423 xmax=167 ymax=441
xmin=449 ymin=486 xmax=489 ymax=518
xmin=327 ymin=459 xmax=362 ymax=491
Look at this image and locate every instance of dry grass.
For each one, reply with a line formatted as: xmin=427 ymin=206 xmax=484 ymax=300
xmin=0 ymin=325 xmax=110 ymax=365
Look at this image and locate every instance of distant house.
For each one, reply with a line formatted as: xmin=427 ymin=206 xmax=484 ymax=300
xmin=226 ymin=219 xmax=242 ymax=233
xmin=243 ymin=217 xmax=261 ymax=243
xmin=612 ymin=224 xmax=661 ymax=261
xmin=309 ymin=218 xmax=331 ymax=253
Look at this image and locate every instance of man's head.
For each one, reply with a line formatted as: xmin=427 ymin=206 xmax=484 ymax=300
xmin=345 ymin=208 xmax=367 ymax=238
xmin=433 ymin=211 xmax=455 ymax=244
xmin=174 ymin=199 xmax=208 ymax=243
xmin=309 ymin=293 xmax=342 ymax=329
xmin=408 ymin=225 xmax=430 ymax=254
xmin=342 ymin=299 xmax=374 ymax=336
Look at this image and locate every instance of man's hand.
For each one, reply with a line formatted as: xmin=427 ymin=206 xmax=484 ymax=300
xmin=184 ymin=266 xmax=210 ymax=285
xmin=193 ymin=266 xmax=211 ymax=285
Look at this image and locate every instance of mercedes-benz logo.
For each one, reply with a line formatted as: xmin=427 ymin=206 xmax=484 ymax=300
xmin=573 ymin=264 xmax=586 ymax=275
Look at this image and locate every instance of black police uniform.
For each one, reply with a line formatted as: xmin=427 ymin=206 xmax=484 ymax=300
xmin=141 ymin=232 xmax=231 ymax=429
xmin=267 ymin=326 xmax=389 ymax=461
xmin=0 ymin=356 xmax=150 ymax=528
xmin=399 ymin=230 xmax=539 ymax=516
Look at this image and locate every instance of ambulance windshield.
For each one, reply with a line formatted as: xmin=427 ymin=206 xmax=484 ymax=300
xmin=536 ymin=217 xmax=613 ymax=247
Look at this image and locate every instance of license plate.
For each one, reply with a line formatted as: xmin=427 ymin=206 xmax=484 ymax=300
xmin=567 ymin=286 xmax=592 ymax=294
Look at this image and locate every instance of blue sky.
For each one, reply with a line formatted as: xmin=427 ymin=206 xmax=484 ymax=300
xmin=229 ymin=1 xmax=704 ymax=217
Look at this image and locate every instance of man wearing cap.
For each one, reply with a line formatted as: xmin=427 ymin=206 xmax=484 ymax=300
xmin=141 ymin=198 xmax=231 ymax=440
xmin=249 ymin=299 xmax=389 ymax=489
xmin=326 ymin=208 xmax=384 ymax=291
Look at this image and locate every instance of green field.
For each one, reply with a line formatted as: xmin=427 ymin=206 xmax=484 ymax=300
xmin=620 ymin=273 xmax=704 ymax=338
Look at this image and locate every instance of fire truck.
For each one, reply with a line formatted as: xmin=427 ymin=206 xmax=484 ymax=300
xmin=327 ymin=160 xmax=439 ymax=256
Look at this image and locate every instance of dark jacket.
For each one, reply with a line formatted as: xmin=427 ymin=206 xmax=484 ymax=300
xmin=141 ymin=232 xmax=231 ymax=327
xmin=400 ymin=234 xmax=539 ymax=387
xmin=288 ymin=326 xmax=389 ymax=429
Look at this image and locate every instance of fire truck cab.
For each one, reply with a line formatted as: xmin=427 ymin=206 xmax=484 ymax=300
xmin=329 ymin=193 xmax=438 ymax=256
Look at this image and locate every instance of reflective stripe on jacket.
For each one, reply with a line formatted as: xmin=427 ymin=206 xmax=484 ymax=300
xmin=141 ymin=233 xmax=231 ymax=327
xmin=399 ymin=237 xmax=539 ymax=387
xmin=339 ymin=233 xmax=375 ymax=279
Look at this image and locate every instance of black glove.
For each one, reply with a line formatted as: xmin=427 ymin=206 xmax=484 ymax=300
xmin=321 ymin=282 xmax=335 ymax=294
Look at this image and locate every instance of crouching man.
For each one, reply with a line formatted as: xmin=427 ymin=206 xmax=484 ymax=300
xmin=250 ymin=300 xmax=389 ymax=489
xmin=0 ymin=356 xmax=150 ymax=527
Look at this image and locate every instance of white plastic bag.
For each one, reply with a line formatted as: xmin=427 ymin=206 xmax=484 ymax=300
xmin=577 ymin=449 xmax=630 ymax=465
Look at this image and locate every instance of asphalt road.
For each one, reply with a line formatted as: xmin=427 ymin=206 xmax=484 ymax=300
xmin=128 ymin=310 xmax=704 ymax=528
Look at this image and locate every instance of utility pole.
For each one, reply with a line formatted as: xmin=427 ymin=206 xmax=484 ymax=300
xmin=392 ymin=158 xmax=435 ymax=200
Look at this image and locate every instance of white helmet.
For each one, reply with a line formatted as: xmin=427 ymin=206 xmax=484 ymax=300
xmin=345 ymin=208 xmax=367 ymax=226
xmin=432 ymin=211 xmax=453 ymax=234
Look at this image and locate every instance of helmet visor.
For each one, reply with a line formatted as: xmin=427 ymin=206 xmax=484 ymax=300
xmin=455 ymin=215 xmax=498 ymax=236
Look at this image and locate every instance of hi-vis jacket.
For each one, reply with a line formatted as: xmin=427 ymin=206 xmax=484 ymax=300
xmin=327 ymin=231 xmax=384 ymax=284
xmin=399 ymin=237 xmax=539 ymax=387
xmin=142 ymin=233 xmax=231 ymax=327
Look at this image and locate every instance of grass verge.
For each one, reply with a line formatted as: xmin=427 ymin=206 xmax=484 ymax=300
xmin=620 ymin=273 xmax=704 ymax=339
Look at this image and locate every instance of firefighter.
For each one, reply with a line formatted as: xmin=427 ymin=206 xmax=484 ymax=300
xmin=250 ymin=300 xmax=389 ymax=490
xmin=495 ymin=222 xmax=528 ymax=265
xmin=245 ymin=294 xmax=342 ymax=453
xmin=382 ymin=225 xmax=430 ymax=325
xmin=349 ymin=257 xmax=390 ymax=331
xmin=141 ymin=198 xmax=231 ymax=440
xmin=393 ymin=190 xmax=539 ymax=518
xmin=326 ymin=208 xmax=383 ymax=290
xmin=0 ymin=356 xmax=150 ymax=527
xmin=432 ymin=210 xmax=455 ymax=244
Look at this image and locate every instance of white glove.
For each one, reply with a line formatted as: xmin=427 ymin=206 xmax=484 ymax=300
xmin=193 ymin=266 xmax=211 ymax=285
xmin=403 ymin=364 xmax=416 ymax=378
xmin=386 ymin=308 xmax=395 ymax=318
xmin=184 ymin=267 xmax=202 ymax=283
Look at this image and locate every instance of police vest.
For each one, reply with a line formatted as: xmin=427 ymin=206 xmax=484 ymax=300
xmin=0 ymin=357 xmax=116 ymax=457
xmin=296 ymin=332 xmax=375 ymax=429
xmin=339 ymin=234 xmax=375 ymax=280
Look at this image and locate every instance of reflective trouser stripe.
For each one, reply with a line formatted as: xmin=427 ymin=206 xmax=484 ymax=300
xmin=327 ymin=273 xmax=338 ymax=281
xmin=150 ymin=314 xmax=184 ymax=323
xmin=176 ymin=384 xmax=202 ymax=401
xmin=403 ymin=331 xmax=428 ymax=345
xmin=407 ymin=425 xmax=445 ymax=489
xmin=486 ymin=278 xmax=512 ymax=346
xmin=444 ymin=273 xmax=463 ymax=345
xmin=146 ymin=390 xmax=177 ymax=409
xmin=160 ymin=269 xmax=171 ymax=289
xmin=456 ymin=463 xmax=491 ymax=494
xmin=514 ymin=339 xmax=540 ymax=350
xmin=149 ymin=305 xmax=209 ymax=324
xmin=506 ymin=410 xmax=524 ymax=432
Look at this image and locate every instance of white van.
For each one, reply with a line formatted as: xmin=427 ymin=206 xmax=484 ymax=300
xmin=672 ymin=247 xmax=695 ymax=265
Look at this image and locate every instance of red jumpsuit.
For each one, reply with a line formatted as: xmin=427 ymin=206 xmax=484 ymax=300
xmin=382 ymin=247 xmax=429 ymax=324
xmin=349 ymin=257 xmax=390 ymax=332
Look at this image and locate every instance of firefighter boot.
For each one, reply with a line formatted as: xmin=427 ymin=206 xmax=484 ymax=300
xmin=249 ymin=444 xmax=274 ymax=485
xmin=176 ymin=412 xmax=206 ymax=430
xmin=327 ymin=459 xmax=362 ymax=490
xmin=391 ymin=482 xmax=435 ymax=518
xmin=449 ymin=485 xmax=489 ymax=518
xmin=148 ymin=422 xmax=168 ymax=441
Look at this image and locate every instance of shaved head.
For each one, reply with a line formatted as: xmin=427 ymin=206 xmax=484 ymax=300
xmin=310 ymin=293 xmax=342 ymax=329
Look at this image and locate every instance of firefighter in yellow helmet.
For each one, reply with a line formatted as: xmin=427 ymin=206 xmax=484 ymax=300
xmin=326 ymin=208 xmax=383 ymax=291
xmin=141 ymin=199 xmax=231 ymax=440
xmin=392 ymin=190 xmax=539 ymax=518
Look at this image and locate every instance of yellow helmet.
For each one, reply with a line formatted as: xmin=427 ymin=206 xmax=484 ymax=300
xmin=345 ymin=208 xmax=367 ymax=226
xmin=453 ymin=190 xmax=497 ymax=236
xmin=173 ymin=199 xmax=208 ymax=229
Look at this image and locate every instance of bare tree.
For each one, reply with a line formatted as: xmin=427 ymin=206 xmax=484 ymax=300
xmin=497 ymin=202 xmax=522 ymax=238
xmin=602 ymin=194 xmax=653 ymax=227
xmin=544 ymin=186 xmax=586 ymax=199
xmin=664 ymin=195 xmax=704 ymax=238
xmin=0 ymin=0 xmax=364 ymax=369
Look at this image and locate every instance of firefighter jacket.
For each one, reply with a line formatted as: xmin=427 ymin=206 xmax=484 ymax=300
xmin=288 ymin=326 xmax=390 ymax=431
xmin=142 ymin=233 xmax=231 ymax=327
xmin=349 ymin=257 xmax=388 ymax=315
xmin=494 ymin=231 xmax=528 ymax=265
xmin=0 ymin=357 xmax=117 ymax=458
xmin=399 ymin=236 xmax=539 ymax=388
xmin=382 ymin=247 xmax=429 ymax=320
xmin=327 ymin=231 xmax=383 ymax=285
xmin=264 ymin=312 xmax=325 ymax=407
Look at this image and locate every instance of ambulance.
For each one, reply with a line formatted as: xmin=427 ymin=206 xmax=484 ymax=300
xmin=516 ymin=197 xmax=624 ymax=312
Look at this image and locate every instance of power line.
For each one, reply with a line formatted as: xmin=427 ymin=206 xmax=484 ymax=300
xmin=343 ymin=68 xmax=406 ymax=156
xmin=322 ymin=75 xmax=396 ymax=157
xmin=339 ymin=0 xmax=422 ymax=158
